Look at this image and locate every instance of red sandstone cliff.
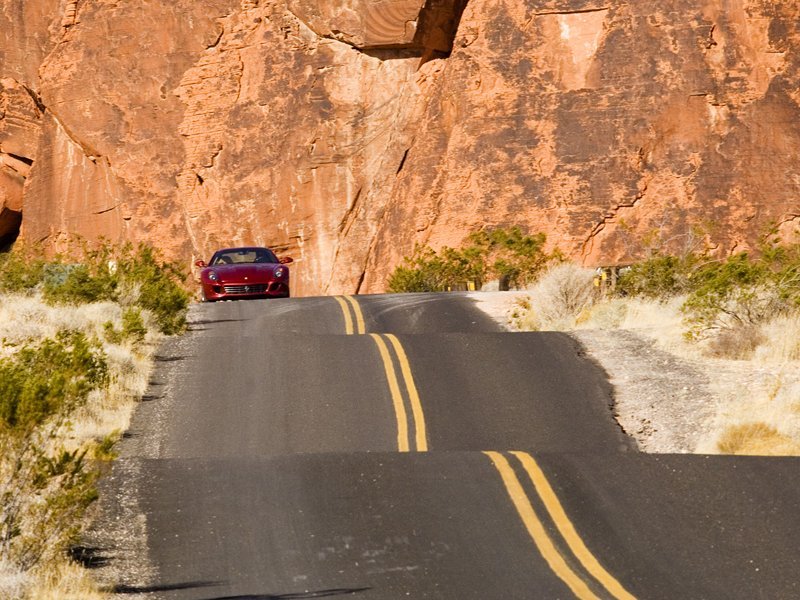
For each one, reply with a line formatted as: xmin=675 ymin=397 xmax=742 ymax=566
xmin=2 ymin=0 xmax=799 ymax=295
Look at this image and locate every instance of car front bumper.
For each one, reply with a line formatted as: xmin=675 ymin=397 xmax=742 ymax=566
xmin=202 ymin=281 xmax=289 ymax=301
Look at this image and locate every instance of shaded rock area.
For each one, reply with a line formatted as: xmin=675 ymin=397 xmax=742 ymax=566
xmin=2 ymin=0 xmax=800 ymax=294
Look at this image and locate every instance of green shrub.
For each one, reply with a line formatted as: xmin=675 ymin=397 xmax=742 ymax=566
xmin=611 ymin=235 xmax=800 ymax=344
xmin=117 ymin=244 xmax=190 ymax=335
xmin=682 ymin=252 xmax=791 ymax=339
xmin=42 ymin=243 xmax=117 ymax=306
xmin=43 ymin=263 xmax=117 ymax=305
xmin=1 ymin=437 xmax=101 ymax=571
xmin=387 ymin=245 xmax=446 ymax=293
xmin=36 ymin=241 xmax=190 ymax=335
xmin=387 ymin=228 xmax=556 ymax=293
xmin=0 ymin=331 xmax=108 ymax=431
xmin=121 ymin=307 xmax=148 ymax=342
xmin=0 ymin=333 xmax=109 ymax=570
xmin=104 ymin=307 xmax=147 ymax=345
xmin=616 ymin=253 xmax=699 ymax=299
xmin=0 ymin=250 xmax=46 ymax=293
xmin=467 ymin=227 xmax=554 ymax=289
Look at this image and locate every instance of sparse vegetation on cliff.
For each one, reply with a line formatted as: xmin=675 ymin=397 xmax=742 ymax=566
xmin=0 ymin=243 xmax=189 ymax=599
xmin=387 ymin=227 xmax=558 ymax=293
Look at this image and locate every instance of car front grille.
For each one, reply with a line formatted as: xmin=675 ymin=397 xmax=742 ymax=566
xmin=223 ymin=284 xmax=268 ymax=294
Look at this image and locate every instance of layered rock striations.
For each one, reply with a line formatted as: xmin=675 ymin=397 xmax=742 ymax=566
xmin=2 ymin=0 xmax=799 ymax=294
xmin=361 ymin=0 xmax=800 ymax=290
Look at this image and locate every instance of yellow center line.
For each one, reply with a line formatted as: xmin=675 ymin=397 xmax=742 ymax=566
xmin=484 ymin=451 xmax=600 ymax=600
xmin=385 ymin=334 xmax=428 ymax=452
xmin=370 ymin=334 xmax=410 ymax=452
xmin=512 ymin=452 xmax=637 ymax=600
xmin=344 ymin=295 xmax=366 ymax=334
xmin=334 ymin=296 xmax=354 ymax=335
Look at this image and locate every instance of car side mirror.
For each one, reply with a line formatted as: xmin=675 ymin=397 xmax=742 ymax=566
xmin=279 ymin=256 xmax=294 ymax=264
xmin=195 ymin=260 xmax=207 ymax=267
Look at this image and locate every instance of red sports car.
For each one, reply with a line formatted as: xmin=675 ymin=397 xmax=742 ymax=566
xmin=195 ymin=247 xmax=293 ymax=302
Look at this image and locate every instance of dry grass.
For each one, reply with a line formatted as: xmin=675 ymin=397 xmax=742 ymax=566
xmin=0 ymin=293 xmax=161 ymax=598
xmin=0 ymin=554 xmax=109 ymax=599
xmin=717 ymin=422 xmax=800 ymax=455
xmin=0 ymin=296 xmax=119 ymax=346
xmin=754 ymin=315 xmax=800 ymax=363
xmin=504 ymin=265 xmax=800 ymax=456
xmin=0 ymin=559 xmax=28 ymax=600
xmin=24 ymin=561 xmax=108 ymax=600
xmin=513 ymin=263 xmax=598 ymax=330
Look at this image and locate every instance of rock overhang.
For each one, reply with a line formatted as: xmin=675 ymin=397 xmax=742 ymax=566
xmin=288 ymin=0 xmax=468 ymax=54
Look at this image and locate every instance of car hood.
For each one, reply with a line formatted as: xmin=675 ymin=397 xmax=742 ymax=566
xmin=204 ymin=264 xmax=281 ymax=281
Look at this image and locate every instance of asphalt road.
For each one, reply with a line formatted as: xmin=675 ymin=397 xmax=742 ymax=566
xmin=97 ymin=293 xmax=800 ymax=599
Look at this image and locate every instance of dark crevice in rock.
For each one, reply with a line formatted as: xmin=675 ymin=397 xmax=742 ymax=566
xmin=0 ymin=210 xmax=22 ymax=252
xmin=206 ymin=25 xmax=225 ymax=49
xmin=354 ymin=266 xmax=366 ymax=295
xmin=396 ymin=148 xmax=410 ymax=174
xmin=93 ymin=204 xmax=120 ymax=216
xmin=337 ymin=188 xmax=362 ymax=236
xmin=6 ymin=153 xmax=33 ymax=167
xmin=413 ymin=0 xmax=470 ymax=58
xmin=18 ymin=83 xmax=103 ymax=161
xmin=581 ymin=180 xmax=650 ymax=258
xmin=20 ymin=84 xmax=46 ymax=114
xmin=358 ymin=47 xmax=422 ymax=60
xmin=323 ymin=0 xmax=469 ymax=63
xmin=534 ymin=6 xmax=610 ymax=16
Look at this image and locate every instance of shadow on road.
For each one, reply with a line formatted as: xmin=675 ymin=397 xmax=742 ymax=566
xmin=155 ymin=354 xmax=187 ymax=363
xmin=202 ymin=589 xmax=371 ymax=600
xmin=189 ymin=318 xmax=245 ymax=332
xmin=112 ymin=580 xmax=221 ymax=594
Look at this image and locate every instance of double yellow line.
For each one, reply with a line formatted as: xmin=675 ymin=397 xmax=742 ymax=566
xmin=485 ymin=451 xmax=636 ymax=600
xmin=370 ymin=333 xmax=428 ymax=452
xmin=334 ymin=296 xmax=428 ymax=452
xmin=334 ymin=295 xmax=630 ymax=598
xmin=334 ymin=295 xmax=365 ymax=335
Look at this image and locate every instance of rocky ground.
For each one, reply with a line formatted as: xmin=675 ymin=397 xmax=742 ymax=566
xmin=471 ymin=291 xmax=800 ymax=454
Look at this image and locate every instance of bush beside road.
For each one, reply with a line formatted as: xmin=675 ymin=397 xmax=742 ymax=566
xmin=0 ymin=244 xmax=188 ymax=599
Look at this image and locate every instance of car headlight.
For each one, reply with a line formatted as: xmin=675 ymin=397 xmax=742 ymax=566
xmin=207 ymin=270 xmax=219 ymax=281
xmin=274 ymin=266 xmax=287 ymax=279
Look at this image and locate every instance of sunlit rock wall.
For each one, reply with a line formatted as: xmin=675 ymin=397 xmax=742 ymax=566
xmin=361 ymin=0 xmax=800 ymax=290
xmin=2 ymin=0 xmax=799 ymax=294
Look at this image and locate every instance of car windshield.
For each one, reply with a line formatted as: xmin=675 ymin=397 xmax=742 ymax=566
xmin=211 ymin=249 xmax=279 ymax=265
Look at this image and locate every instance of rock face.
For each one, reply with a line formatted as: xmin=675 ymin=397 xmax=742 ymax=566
xmin=288 ymin=0 xmax=467 ymax=54
xmin=2 ymin=0 xmax=799 ymax=294
xmin=0 ymin=78 xmax=39 ymax=247
xmin=361 ymin=0 xmax=800 ymax=290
